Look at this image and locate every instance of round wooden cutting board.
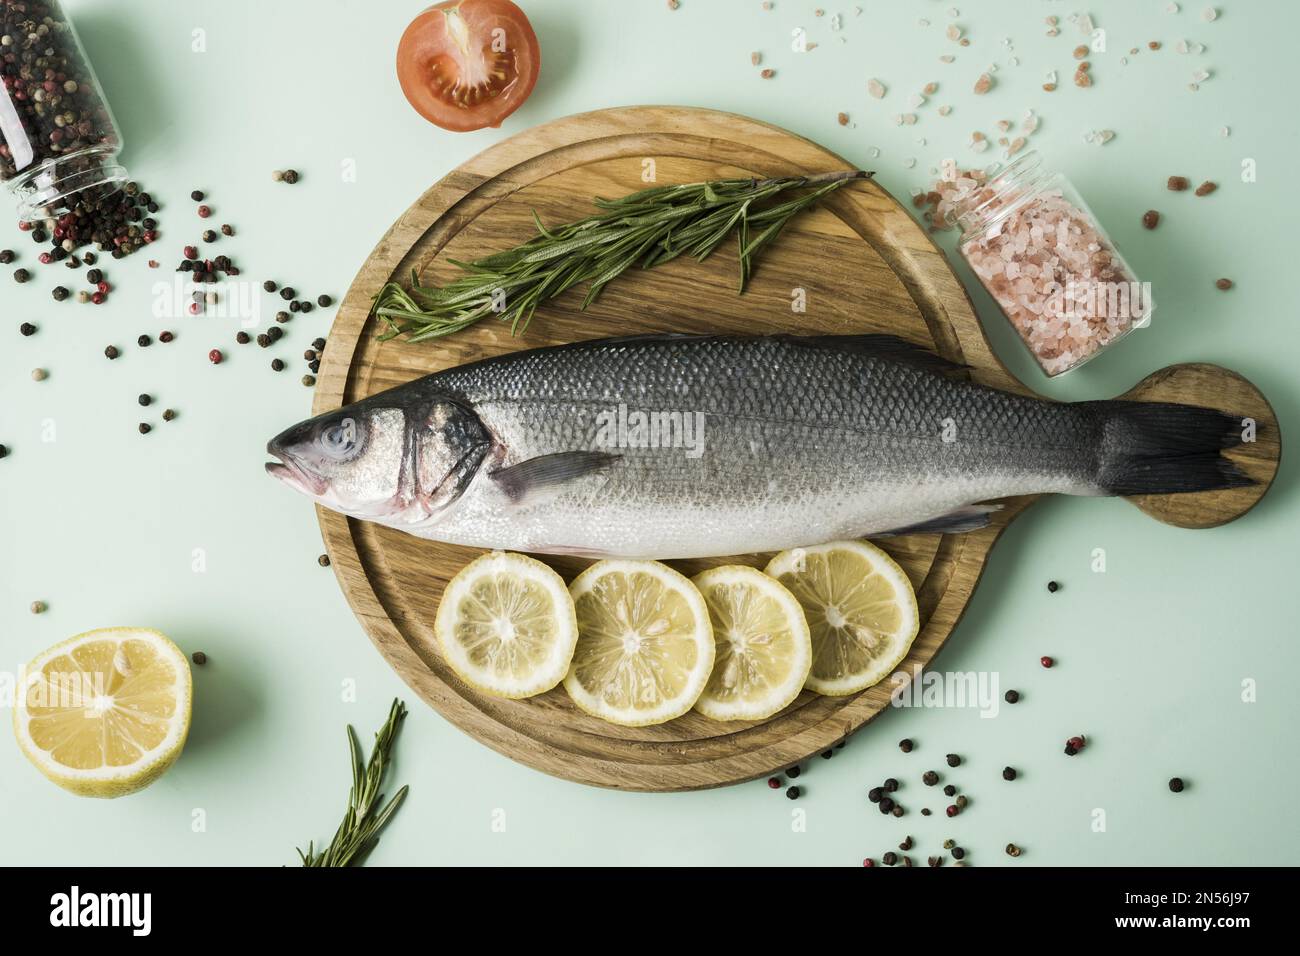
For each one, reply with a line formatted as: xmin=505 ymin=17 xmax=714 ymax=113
xmin=315 ymin=106 xmax=1279 ymax=791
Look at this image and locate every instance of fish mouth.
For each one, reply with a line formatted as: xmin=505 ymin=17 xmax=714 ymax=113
xmin=265 ymin=450 xmax=328 ymax=496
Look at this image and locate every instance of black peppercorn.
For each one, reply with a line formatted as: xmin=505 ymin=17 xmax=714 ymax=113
xmin=317 ymin=554 xmax=331 ymax=567
xmin=271 ymin=358 xmax=285 ymax=372
xmin=191 ymin=650 xmax=207 ymax=665
xmin=868 ymin=786 xmax=883 ymax=803
xmin=883 ymin=777 xmax=898 ymax=792
xmin=138 ymin=394 xmax=152 ymax=407
xmin=785 ymin=786 xmax=800 ymax=800
xmin=283 ymin=169 xmax=300 ymax=184
xmin=1168 ymin=777 xmax=1185 ymax=793
xmin=898 ymin=738 xmax=913 ymax=753
xmin=137 ymin=334 xmax=152 ymax=347
xmin=1047 ymin=580 xmax=1060 ymax=593
xmin=220 ymin=224 xmax=234 ymax=236
xmin=276 ymin=311 xmax=291 ymax=324
xmin=201 ymin=230 xmax=217 ymax=243
xmin=280 ymin=287 xmax=296 ymax=301
xmin=52 ymin=286 xmax=70 ymax=301
xmin=236 ymin=331 xmax=250 ymax=345
xmin=882 ymin=852 xmax=897 ymax=866
xmin=0 ymin=249 xmax=14 ymax=264
xmin=943 ymin=784 xmax=956 ymax=797
xmin=267 ymin=326 xmax=283 ymax=342
xmin=14 ymin=268 xmax=31 ymax=283
xmin=191 ymin=190 xmax=205 ymax=202
xmin=256 ymin=334 xmax=271 ymax=348
xmin=289 ymin=300 xmax=301 ymax=313
xmin=1005 ymin=689 xmax=1020 ymax=703
xmin=304 ymin=349 xmax=317 ymax=361
xmin=138 ymin=423 xmax=151 ymax=435
xmin=313 ymin=338 xmax=326 ymax=350
xmin=308 ymin=360 xmax=320 ymax=373
xmin=317 ymin=294 xmax=333 ymax=308
xmin=878 ymin=797 xmax=894 ymax=813
xmin=786 ymin=765 xmax=801 ymax=779
xmin=1003 ymin=766 xmax=1017 ymax=780
xmin=922 ymin=770 xmax=939 ymax=786
xmin=946 ymin=753 xmax=962 ymax=767
xmin=0 ymin=444 xmax=8 ymax=459
xmin=104 ymin=345 xmax=119 ymax=359
xmin=162 ymin=409 xmax=177 ymax=422
xmin=299 ymin=301 xmax=314 ymax=314
xmin=263 ymin=280 xmax=278 ymax=293
xmin=20 ymin=322 xmax=37 ymax=336
xmin=302 ymin=374 xmax=316 ymax=387
xmin=892 ymin=805 xmax=904 ymax=818
xmin=951 ymin=846 xmax=965 ymax=860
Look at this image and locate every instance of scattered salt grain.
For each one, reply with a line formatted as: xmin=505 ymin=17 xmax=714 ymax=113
xmin=1192 ymin=68 xmax=1211 ymax=82
xmin=924 ymin=82 xmax=939 ymax=95
xmin=909 ymin=93 xmax=927 ymax=109
xmin=1219 ymin=125 xmax=1230 ymax=137
xmin=996 ymin=119 xmax=1012 ymax=133
xmin=919 ymin=18 xmax=930 ymax=27
xmin=868 ymin=78 xmax=887 ymax=99
xmin=904 ymin=157 xmax=917 ymax=169
xmin=1009 ymin=56 xmax=1020 ymax=66
xmin=973 ymin=72 xmax=994 ymax=94
xmin=1079 ymin=14 xmax=1095 ymax=34
xmin=1202 ymin=6 xmax=1217 ymax=21
xmin=1006 ymin=137 xmax=1027 ymax=158
xmin=1022 ymin=111 xmax=1040 ymax=134
xmin=867 ymin=146 xmax=881 ymax=158
xmin=946 ymin=24 xmax=963 ymax=41
xmin=751 ymin=51 xmax=762 ymax=66
xmin=939 ymin=54 xmax=956 ymax=64
xmin=903 ymin=113 xmax=918 ymax=125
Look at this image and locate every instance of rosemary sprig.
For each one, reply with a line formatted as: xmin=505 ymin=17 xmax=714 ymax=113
xmin=297 ymin=698 xmax=409 ymax=867
xmin=371 ymin=169 xmax=872 ymax=342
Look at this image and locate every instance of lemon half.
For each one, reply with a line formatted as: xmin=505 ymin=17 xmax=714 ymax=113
xmin=765 ymin=541 xmax=919 ymax=696
xmin=14 ymin=627 xmax=192 ymax=798
xmin=691 ymin=565 xmax=812 ymax=721
xmin=435 ymin=551 xmax=579 ymax=699
xmin=564 ymin=559 xmax=714 ymax=726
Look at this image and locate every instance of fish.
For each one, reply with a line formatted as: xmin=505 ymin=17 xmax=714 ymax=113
xmin=265 ymin=333 xmax=1250 ymax=559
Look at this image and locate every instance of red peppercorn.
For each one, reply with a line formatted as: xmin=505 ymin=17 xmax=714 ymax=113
xmin=188 ymin=302 xmax=201 ymax=315
xmin=18 ymin=221 xmax=32 ymax=232
xmin=208 ymin=349 xmax=223 ymax=364
xmin=946 ymin=804 xmax=959 ymax=817
xmin=1040 ymin=656 xmax=1054 ymax=668
xmin=159 ymin=331 xmax=174 ymax=343
xmin=862 ymin=858 xmax=875 ymax=867
xmin=184 ymin=245 xmax=198 ymax=259
xmin=38 ymin=252 xmax=51 ymax=264
xmin=96 ymin=281 xmax=110 ymax=294
xmin=1068 ymin=735 xmax=1086 ymax=750
xmin=767 ymin=777 xmax=781 ymax=789
xmin=198 ymin=205 xmax=212 ymax=219
xmin=91 ymin=291 xmax=106 ymax=305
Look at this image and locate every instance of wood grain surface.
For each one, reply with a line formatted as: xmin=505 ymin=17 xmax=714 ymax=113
xmin=312 ymin=107 xmax=1280 ymax=791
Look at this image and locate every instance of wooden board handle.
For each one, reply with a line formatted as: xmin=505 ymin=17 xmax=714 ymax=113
xmin=1118 ymin=363 xmax=1281 ymax=529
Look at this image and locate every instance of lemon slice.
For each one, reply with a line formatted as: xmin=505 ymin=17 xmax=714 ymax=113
xmin=13 ymin=627 xmax=193 ymax=798
xmin=435 ymin=551 xmax=579 ymax=699
xmin=564 ymin=559 xmax=714 ymax=726
xmin=765 ymin=541 xmax=919 ymax=696
xmin=691 ymin=566 xmax=812 ymax=721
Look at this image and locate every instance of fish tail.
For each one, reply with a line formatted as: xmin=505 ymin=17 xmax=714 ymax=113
xmin=1083 ymin=400 xmax=1253 ymax=496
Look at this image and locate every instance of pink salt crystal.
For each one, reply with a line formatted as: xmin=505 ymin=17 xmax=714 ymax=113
xmin=973 ymin=73 xmax=994 ymax=94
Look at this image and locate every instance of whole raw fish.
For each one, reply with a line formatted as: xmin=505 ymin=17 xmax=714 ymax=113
xmin=266 ymin=334 xmax=1248 ymax=558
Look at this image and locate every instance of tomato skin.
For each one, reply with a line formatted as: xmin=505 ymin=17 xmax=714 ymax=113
xmin=397 ymin=0 xmax=541 ymax=133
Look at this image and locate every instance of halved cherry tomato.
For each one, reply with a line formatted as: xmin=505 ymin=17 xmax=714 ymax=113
xmin=396 ymin=0 xmax=541 ymax=132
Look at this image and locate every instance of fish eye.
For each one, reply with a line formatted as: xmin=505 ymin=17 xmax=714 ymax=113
xmin=319 ymin=417 xmax=359 ymax=460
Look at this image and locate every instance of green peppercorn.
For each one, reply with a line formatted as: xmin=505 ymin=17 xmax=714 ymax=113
xmin=191 ymin=650 xmax=208 ymax=665
xmin=14 ymin=268 xmax=30 ymax=283
xmin=302 ymin=374 xmax=316 ymax=387
xmin=162 ymin=409 xmax=177 ymax=422
xmin=1006 ymin=843 xmax=1022 ymax=858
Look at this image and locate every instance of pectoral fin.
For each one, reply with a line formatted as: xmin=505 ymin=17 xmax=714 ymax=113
xmin=489 ymin=451 xmax=620 ymax=505
xmin=871 ymin=503 xmax=1002 ymax=537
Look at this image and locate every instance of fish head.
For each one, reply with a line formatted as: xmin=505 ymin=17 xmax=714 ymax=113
xmin=266 ymin=394 xmax=491 ymax=526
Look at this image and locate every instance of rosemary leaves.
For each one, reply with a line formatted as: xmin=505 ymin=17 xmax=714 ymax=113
xmin=297 ymin=699 xmax=410 ymax=867
xmin=371 ymin=170 xmax=871 ymax=342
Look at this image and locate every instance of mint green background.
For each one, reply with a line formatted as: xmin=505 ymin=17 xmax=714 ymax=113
xmin=2 ymin=0 xmax=1295 ymax=866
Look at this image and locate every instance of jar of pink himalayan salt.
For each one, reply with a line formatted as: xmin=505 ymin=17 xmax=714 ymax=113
xmin=949 ymin=151 xmax=1153 ymax=377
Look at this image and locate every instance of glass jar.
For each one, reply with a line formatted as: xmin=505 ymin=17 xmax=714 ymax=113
xmin=950 ymin=151 xmax=1153 ymax=377
xmin=0 ymin=0 xmax=128 ymax=222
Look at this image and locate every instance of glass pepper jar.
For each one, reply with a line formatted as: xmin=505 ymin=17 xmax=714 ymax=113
xmin=0 ymin=0 xmax=128 ymax=222
xmin=948 ymin=151 xmax=1153 ymax=377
